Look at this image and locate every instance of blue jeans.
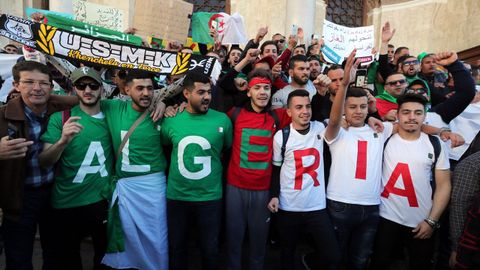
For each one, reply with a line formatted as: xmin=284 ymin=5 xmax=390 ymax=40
xmin=167 ymin=199 xmax=222 ymax=270
xmin=327 ymin=199 xmax=379 ymax=270
xmin=225 ymin=184 xmax=270 ymax=270
xmin=2 ymin=186 xmax=58 ymax=270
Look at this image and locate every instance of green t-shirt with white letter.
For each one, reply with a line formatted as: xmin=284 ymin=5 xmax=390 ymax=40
xmin=101 ymin=99 xmax=167 ymax=178
xmin=41 ymin=106 xmax=113 ymax=209
xmin=161 ymin=109 xmax=232 ymax=201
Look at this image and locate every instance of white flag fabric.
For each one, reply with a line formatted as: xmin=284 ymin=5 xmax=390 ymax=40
xmin=217 ymin=12 xmax=248 ymax=45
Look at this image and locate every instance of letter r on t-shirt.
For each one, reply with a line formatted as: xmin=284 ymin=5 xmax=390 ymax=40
xmin=293 ymin=148 xmax=320 ymax=190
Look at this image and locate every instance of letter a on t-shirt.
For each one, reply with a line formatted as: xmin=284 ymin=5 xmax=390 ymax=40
xmin=381 ymin=163 xmax=419 ymax=207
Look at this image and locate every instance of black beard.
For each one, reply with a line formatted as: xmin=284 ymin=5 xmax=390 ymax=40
xmin=293 ymin=75 xmax=308 ymax=85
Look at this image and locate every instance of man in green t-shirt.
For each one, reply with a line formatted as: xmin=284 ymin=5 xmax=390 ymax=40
xmin=161 ymin=72 xmax=232 ymax=270
xmin=101 ymin=70 xmax=169 ymax=270
xmin=39 ymin=67 xmax=113 ymax=269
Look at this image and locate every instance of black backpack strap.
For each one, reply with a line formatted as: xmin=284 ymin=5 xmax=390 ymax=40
xmin=281 ymin=125 xmax=291 ymax=163
xmin=230 ymin=106 xmax=242 ymax=124
xmin=428 ymin=134 xmax=442 ymax=198
xmin=268 ymin=110 xmax=281 ymax=131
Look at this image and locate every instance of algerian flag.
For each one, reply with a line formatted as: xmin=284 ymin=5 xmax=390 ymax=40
xmin=191 ymin=12 xmax=247 ymax=45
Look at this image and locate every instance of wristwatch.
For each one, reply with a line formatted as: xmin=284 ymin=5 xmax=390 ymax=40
xmin=424 ymin=218 xmax=440 ymax=229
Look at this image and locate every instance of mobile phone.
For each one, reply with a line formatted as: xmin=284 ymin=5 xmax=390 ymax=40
xmin=7 ymin=123 xmax=19 ymax=139
xmin=355 ymin=68 xmax=368 ymax=87
xmin=291 ymin=24 xmax=298 ymax=36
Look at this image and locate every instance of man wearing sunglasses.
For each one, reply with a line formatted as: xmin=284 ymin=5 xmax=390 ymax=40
xmin=376 ymin=73 xmax=408 ymax=121
xmin=39 ymin=67 xmax=112 ymax=269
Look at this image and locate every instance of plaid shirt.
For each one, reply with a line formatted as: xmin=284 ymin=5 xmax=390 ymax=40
xmin=23 ymin=105 xmax=54 ymax=187
xmin=450 ymin=151 xmax=480 ymax=249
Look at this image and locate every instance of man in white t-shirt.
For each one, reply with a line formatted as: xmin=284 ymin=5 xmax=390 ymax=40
xmin=324 ymin=86 xmax=394 ymax=269
xmin=271 ymin=55 xmax=317 ymax=109
xmin=267 ymin=51 xmax=357 ymax=269
xmin=370 ymin=93 xmax=451 ymax=270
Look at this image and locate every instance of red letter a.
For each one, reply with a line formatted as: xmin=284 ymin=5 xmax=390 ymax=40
xmin=381 ymin=163 xmax=418 ymax=207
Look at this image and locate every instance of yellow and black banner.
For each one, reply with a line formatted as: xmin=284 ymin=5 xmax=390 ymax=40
xmin=0 ymin=14 xmax=220 ymax=77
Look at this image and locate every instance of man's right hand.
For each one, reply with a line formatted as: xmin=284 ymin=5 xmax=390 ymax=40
xmin=0 ymin=136 xmax=33 ymax=160
xmin=59 ymin=116 xmax=83 ymax=145
xmin=383 ymin=109 xmax=398 ymax=122
xmin=313 ymin=74 xmax=331 ymax=95
xmin=381 ymin=21 xmax=396 ymax=43
xmin=268 ymin=197 xmax=279 ymax=213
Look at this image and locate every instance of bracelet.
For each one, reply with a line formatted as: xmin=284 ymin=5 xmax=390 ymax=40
xmin=439 ymin=127 xmax=451 ymax=135
xmin=424 ymin=218 xmax=440 ymax=229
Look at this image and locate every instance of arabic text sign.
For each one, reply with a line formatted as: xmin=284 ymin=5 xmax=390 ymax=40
xmin=73 ymin=0 xmax=125 ymax=32
xmin=322 ymin=20 xmax=374 ymax=64
xmin=0 ymin=14 xmax=219 ymax=77
xmin=133 ymin=0 xmax=193 ymax=42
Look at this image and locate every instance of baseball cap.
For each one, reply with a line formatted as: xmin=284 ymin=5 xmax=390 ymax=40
xmin=70 ymin=67 xmax=102 ymax=84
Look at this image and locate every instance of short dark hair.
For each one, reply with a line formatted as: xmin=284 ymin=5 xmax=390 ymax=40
xmin=288 ymin=54 xmax=308 ymax=70
xmin=346 ymin=87 xmax=368 ymax=99
xmin=228 ymin=47 xmax=243 ymax=56
xmin=388 ymin=44 xmax=395 ymax=49
xmin=12 ymin=61 xmax=52 ymax=82
xmin=385 ymin=72 xmax=405 ymax=82
xmin=260 ymin=41 xmax=278 ymax=55
xmin=183 ymin=72 xmax=211 ymax=91
xmin=125 ymin=70 xmax=154 ymax=84
xmin=287 ymin=89 xmax=309 ymax=107
xmin=324 ymin=64 xmax=343 ymax=75
xmin=394 ymin=46 xmax=409 ymax=55
xmin=397 ymin=93 xmax=428 ymax=110
xmin=398 ymin=55 xmax=417 ymax=66
xmin=247 ymin=68 xmax=273 ymax=83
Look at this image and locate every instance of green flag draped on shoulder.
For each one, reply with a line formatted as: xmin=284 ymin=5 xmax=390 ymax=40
xmin=0 ymin=14 xmax=221 ymax=79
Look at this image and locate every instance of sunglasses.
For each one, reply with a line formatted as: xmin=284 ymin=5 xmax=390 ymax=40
xmin=75 ymin=82 xmax=101 ymax=91
xmin=406 ymin=88 xmax=427 ymax=95
xmin=403 ymin=60 xmax=419 ymax=66
xmin=385 ymin=79 xmax=407 ymax=86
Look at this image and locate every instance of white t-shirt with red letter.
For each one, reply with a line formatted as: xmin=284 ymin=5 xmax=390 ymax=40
xmin=273 ymin=121 xmax=326 ymax=212
xmin=379 ymin=133 xmax=450 ymax=228
xmin=326 ymin=122 xmax=394 ymax=205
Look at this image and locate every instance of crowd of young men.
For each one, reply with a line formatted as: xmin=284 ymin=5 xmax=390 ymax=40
xmin=0 ymin=18 xmax=479 ymax=270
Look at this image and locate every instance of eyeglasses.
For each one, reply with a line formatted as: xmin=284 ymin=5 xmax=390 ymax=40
xmin=385 ymin=79 xmax=407 ymax=86
xmin=406 ymin=87 xmax=427 ymax=95
xmin=403 ymin=60 xmax=419 ymax=66
xmin=18 ymin=80 xmax=52 ymax=89
xmin=75 ymin=82 xmax=101 ymax=91
xmin=277 ymin=39 xmax=285 ymax=43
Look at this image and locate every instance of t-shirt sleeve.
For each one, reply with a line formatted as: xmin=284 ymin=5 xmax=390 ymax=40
xmin=325 ymin=126 xmax=345 ymax=145
xmin=435 ymin=139 xmax=450 ymax=170
xmin=271 ymin=90 xmax=285 ymax=108
xmin=381 ymin=121 xmax=394 ymax=143
xmin=272 ymin=129 xmax=283 ymax=166
xmin=160 ymin=118 xmax=172 ymax=146
xmin=40 ymin=112 xmax=63 ymax=144
xmin=223 ymin=115 xmax=233 ymax=149
xmin=100 ymin=99 xmax=122 ymax=118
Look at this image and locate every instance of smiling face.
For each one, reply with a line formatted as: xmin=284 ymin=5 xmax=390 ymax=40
xmin=14 ymin=70 xmax=52 ymax=111
xmin=262 ymin=44 xmax=278 ymax=61
xmin=248 ymin=82 xmax=271 ymax=111
xmin=287 ymin=96 xmax=311 ymax=129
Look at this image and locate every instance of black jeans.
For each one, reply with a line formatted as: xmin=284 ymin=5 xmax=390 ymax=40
xmin=370 ymin=217 xmax=435 ymax=270
xmin=53 ymin=200 xmax=109 ymax=270
xmin=2 ymin=186 xmax=57 ymax=270
xmin=167 ymin=199 xmax=222 ymax=270
xmin=277 ymin=209 xmax=341 ymax=270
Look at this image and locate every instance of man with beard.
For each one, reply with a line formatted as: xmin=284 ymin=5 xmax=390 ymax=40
xmin=308 ymin=55 xmax=322 ymax=81
xmin=271 ymin=55 xmax=317 ymax=109
xmin=161 ymin=72 xmax=232 ymax=270
xmin=370 ymin=94 xmax=451 ymax=270
xmin=39 ymin=67 xmax=113 ymax=269
xmin=376 ymin=72 xmax=408 ymax=121
xmin=101 ymin=70 xmax=169 ymax=270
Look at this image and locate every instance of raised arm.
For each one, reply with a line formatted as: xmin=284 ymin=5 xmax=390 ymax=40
xmin=378 ymin=22 xmax=396 ymax=80
xmin=324 ymin=50 xmax=356 ymax=141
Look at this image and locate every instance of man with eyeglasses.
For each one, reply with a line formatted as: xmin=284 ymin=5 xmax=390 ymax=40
xmin=272 ymin=33 xmax=286 ymax=54
xmin=0 ymin=60 xmax=76 ymax=269
xmin=376 ymin=73 xmax=407 ymax=121
xmin=39 ymin=67 xmax=112 ymax=269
